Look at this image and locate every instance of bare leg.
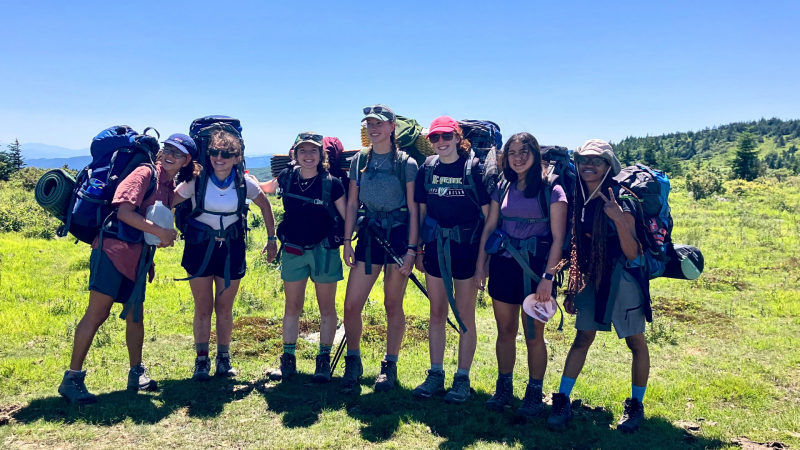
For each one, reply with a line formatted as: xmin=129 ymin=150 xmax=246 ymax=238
xmin=562 ymin=330 xmax=597 ymax=379
xmin=520 ymin=313 xmax=547 ymax=379
xmin=125 ymin=307 xmax=144 ymax=367
xmin=423 ymin=274 xmax=449 ymax=366
xmin=314 ymin=281 xmax=338 ymax=346
xmin=625 ymin=333 xmax=650 ymax=387
xmin=342 ymin=262 xmax=381 ymax=351
xmin=453 ymin=278 xmax=478 ymax=371
xmin=383 ymin=264 xmax=410 ymax=356
xmin=212 ymin=277 xmax=241 ymax=346
xmin=190 ymin=277 xmax=215 ymax=344
xmin=282 ymin=279 xmax=308 ymax=345
xmin=69 ymin=290 xmax=114 ymax=371
xmin=492 ymin=300 xmax=520 ymax=374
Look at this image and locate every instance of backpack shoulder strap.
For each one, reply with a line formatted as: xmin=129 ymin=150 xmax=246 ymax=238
xmin=357 ymin=148 xmax=370 ymax=185
xmin=321 ymin=170 xmax=338 ymax=221
xmin=538 ymin=180 xmax=553 ymax=219
xmin=463 ymin=153 xmax=483 ymax=219
xmin=396 ymin=150 xmax=409 ymax=193
xmin=423 ymin=155 xmax=439 ymax=188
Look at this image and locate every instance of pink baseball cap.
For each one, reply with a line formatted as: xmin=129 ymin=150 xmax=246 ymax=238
xmin=523 ymin=295 xmax=558 ymax=323
xmin=428 ymin=116 xmax=459 ymax=135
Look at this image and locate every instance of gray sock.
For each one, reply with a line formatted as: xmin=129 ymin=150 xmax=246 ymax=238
xmin=457 ymin=368 xmax=470 ymax=377
xmin=431 ymin=363 xmax=444 ymax=373
xmin=217 ymin=344 xmax=229 ymax=356
xmin=384 ymin=354 xmax=399 ymax=363
xmin=195 ymin=342 xmax=210 ymax=358
xmin=346 ymin=349 xmax=361 ymax=357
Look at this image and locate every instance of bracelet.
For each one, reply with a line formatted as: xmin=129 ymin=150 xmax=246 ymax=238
xmin=267 ymin=236 xmax=277 ymax=241
xmin=406 ymin=250 xmax=416 ymax=257
xmin=416 ymin=250 xmax=424 ymax=255
xmin=344 ymin=238 xmax=352 ymax=242
xmin=407 ymin=244 xmax=418 ymax=251
xmin=542 ymin=272 xmax=554 ymax=281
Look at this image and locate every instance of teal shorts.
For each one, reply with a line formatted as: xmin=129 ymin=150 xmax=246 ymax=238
xmin=280 ymin=247 xmax=344 ymax=284
xmin=574 ymin=262 xmax=646 ymax=339
xmin=88 ymin=248 xmax=143 ymax=304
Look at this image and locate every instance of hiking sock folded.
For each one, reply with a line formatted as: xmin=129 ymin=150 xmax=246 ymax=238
xmin=217 ymin=344 xmax=230 ymax=356
xmin=283 ymin=342 xmax=297 ymax=355
xmin=632 ymin=384 xmax=647 ymax=402
xmin=346 ymin=348 xmax=360 ymax=357
xmin=559 ymin=376 xmax=577 ymax=397
xmin=499 ymin=372 xmax=513 ymax=381
xmin=319 ymin=344 xmax=332 ymax=356
xmin=431 ymin=363 xmax=444 ymax=372
xmin=195 ymin=342 xmax=210 ymax=358
xmin=457 ymin=368 xmax=470 ymax=377
xmin=529 ymin=377 xmax=544 ymax=389
xmin=384 ymin=354 xmax=399 ymax=363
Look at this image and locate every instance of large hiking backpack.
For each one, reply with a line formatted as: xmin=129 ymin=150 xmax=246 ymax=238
xmin=323 ymin=136 xmax=350 ymax=200
xmin=58 ymin=126 xmax=160 ymax=244
xmin=542 ymin=146 xmax=577 ymax=252
xmin=422 ymin=151 xmax=484 ymax=220
xmin=394 ymin=116 xmax=428 ymax=165
xmin=458 ymin=120 xmax=503 ymax=161
xmin=276 ymin=165 xmax=344 ymax=249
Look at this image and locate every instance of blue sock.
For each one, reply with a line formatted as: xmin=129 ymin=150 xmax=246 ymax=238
xmin=632 ymin=384 xmax=647 ymax=402
xmin=346 ymin=349 xmax=361 ymax=357
xmin=529 ymin=377 xmax=543 ymax=389
xmin=456 ymin=368 xmax=470 ymax=377
xmin=498 ymin=372 xmax=513 ymax=381
xmin=559 ymin=376 xmax=577 ymax=396
xmin=384 ymin=354 xmax=398 ymax=363
xmin=431 ymin=363 xmax=444 ymax=372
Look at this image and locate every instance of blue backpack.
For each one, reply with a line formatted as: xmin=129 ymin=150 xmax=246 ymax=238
xmin=59 ymin=126 xmax=160 ymax=244
xmin=458 ymin=120 xmax=502 ymax=161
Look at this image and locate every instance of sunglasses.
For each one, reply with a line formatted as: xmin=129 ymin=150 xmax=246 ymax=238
xmin=428 ymin=132 xmax=454 ymax=144
xmin=363 ymin=106 xmax=395 ymax=121
xmin=161 ymin=146 xmax=187 ymax=159
xmin=208 ymin=148 xmax=237 ymax=159
xmin=575 ymin=155 xmax=607 ymax=166
xmin=296 ymin=132 xmax=323 ymax=144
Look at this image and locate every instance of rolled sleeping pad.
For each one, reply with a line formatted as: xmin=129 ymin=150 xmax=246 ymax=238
xmin=34 ymin=169 xmax=76 ymax=221
xmin=662 ymin=243 xmax=704 ymax=280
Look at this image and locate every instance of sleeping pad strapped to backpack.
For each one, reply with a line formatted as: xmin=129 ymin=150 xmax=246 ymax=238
xmin=174 ymin=116 xmax=249 ymax=290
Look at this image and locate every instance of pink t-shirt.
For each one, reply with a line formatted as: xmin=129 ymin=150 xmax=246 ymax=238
xmin=491 ymin=181 xmax=567 ymax=240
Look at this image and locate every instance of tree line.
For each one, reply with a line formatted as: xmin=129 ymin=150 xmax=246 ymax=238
xmin=0 ymin=139 xmax=25 ymax=181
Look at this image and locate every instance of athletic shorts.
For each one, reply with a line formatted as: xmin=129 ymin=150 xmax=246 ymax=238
xmin=354 ymin=224 xmax=408 ymax=266
xmin=574 ymin=263 xmax=646 ymax=339
xmin=422 ymin=241 xmax=479 ymax=280
xmin=88 ymin=248 xmax=141 ymax=304
xmin=281 ymin=247 xmax=344 ymax=284
xmin=182 ymin=236 xmax=247 ymax=280
xmin=487 ymin=253 xmax=555 ymax=305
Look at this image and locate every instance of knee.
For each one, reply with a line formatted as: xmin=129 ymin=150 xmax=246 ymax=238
xmin=343 ymin=300 xmax=363 ymax=318
xmin=572 ymin=332 xmax=595 ymax=350
xmin=496 ymin=324 xmax=517 ymax=341
xmin=383 ymin=300 xmax=404 ymax=317
xmin=284 ymin=300 xmax=304 ymax=317
xmin=318 ymin=303 xmax=337 ymax=319
xmin=626 ymin=335 xmax=649 ymax=354
xmin=429 ymin=305 xmax=449 ymax=326
xmin=214 ymin=304 xmax=233 ymax=318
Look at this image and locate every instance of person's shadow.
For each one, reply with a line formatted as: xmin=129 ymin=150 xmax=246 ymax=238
xmin=13 ymin=376 xmax=253 ymax=426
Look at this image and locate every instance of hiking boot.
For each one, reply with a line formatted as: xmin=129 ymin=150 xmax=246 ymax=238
xmin=444 ymin=373 xmax=471 ymax=404
xmin=412 ymin=370 xmax=446 ymax=398
xmin=312 ymin=354 xmax=331 ymax=383
xmin=340 ymin=354 xmax=363 ymax=388
xmin=269 ymin=353 xmax=297 ymax=381
xmin=58 ymin=370 xmax=97 ymax=404
xmin=485 ymin=377 xmax=513 ymax=412
xmin=192 ymin=356 xmax=211 ymax=382
xmin=374 ymin=360 xmax=397 ymax=392
xmin=546 ymin=393 xmax=573 ymax=429
xmin=617 ymin=398 xmax=645 ymax=433
xmin=215 ymin=353 xmax=238 ymax=378
xmin=515 ymin=382 xmax=544 ymax=418
xmin=127 ymin=363 xmax=157 ymax=392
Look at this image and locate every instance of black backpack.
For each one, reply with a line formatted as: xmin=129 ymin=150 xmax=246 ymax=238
xmin=422 ymin=151 xmax=483 ymax=219
xmin=276 ymin=166 xmax=344 ymax=249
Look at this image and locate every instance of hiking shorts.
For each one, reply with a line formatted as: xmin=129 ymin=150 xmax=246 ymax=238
xmin=354 ymin=224 xmax=408 ymax=267
xmin=574 ymin=264 xmax=646 ymax=339
xmin=422 ymin=240 xmax=479 ymax=280
xmin=281 ymin=247 xmax=344 ymax=284
xmin=88 ymin=248 xmax=141 ymax=304
xmin=182 ymin=236 xmax=247 ymax=280
xmin=488 ymin=253 xmax=555 ymax=305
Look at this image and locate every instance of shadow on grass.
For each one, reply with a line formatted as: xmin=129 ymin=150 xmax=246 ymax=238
xmin=259 ymin=374 xmax=730 ymax=450
xmin=13 ymin=376 xmax=251 ymax=426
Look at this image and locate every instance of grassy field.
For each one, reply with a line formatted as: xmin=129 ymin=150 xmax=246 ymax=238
xmin=1 ymin=176 xmax=800 ymax=449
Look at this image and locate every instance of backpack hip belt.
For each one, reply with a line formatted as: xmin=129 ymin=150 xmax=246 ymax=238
xmin=356 ymin=207 xmax=409 ymax=275
xmin=175 ymin=218 xmax=244 ymax=292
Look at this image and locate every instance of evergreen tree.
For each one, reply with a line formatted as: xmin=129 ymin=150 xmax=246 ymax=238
xmin=642 ymin=140 xmax=658 ymax=167
xmin=5 ymin=139 xmax=24 ymax=171
xmin=775 ymin=134 xmax=785 ymax=147
xmin=0 ymin=152 xmax=13 ymax=181
xmin=732 ymin=132 xmax=760 ymax=181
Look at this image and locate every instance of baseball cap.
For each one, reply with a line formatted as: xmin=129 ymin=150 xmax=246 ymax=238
xmin=575 ymin=139 xmax=622 ymax=176
xmin=293 ymin=132 xmax=323 ymax=149
xmin=163 ymin=133 xmax=198 ymax=159
xmin=428 ymin=116 xmax=459 ymax=135
xmin=523 ymin=294 xmax=558 ymax=324
xmin=362 ymin=104 xmax=395 ymax=122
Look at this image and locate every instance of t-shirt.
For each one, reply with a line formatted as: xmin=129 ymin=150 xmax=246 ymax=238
xmin=278 ymin=169 xmax=345 ymax=247
xmin=414 ymin=155 xmax=491 ymax=228
xmin=176 ymin=175 xmax=261 ymax=230
xmin=91 ymin=164 xmax=175 ymax=281
xmin=491 ymin=181 xmax=567 ymax=240
xmin=349 ymin=150 xmax=419 ymax=212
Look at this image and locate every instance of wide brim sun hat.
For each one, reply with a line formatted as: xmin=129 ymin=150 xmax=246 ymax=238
xmin=523 ymin=294 xmax=558 ymax=323
xmin=575 ymin=139 xmax=622 ymax=176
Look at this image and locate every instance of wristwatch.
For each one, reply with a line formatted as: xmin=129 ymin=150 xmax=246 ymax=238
xmin=267 ymin=236 xmax=278 ymax=241
xmin=542 ymin=272 xmax=554 ymax=281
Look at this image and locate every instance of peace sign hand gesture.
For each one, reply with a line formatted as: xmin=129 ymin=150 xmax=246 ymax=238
xmin=598 ymin=187 xmax=625 ymax=223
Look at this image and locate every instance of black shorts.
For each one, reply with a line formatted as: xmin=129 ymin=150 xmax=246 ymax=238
xmin=487 ymin=253 xmax=556 ymax=305
xmin=354 ymin=225 xmax=408 ymax=266
xmin=182 ymin=235 xmax=247 ymax=280
xmin=422 ymin=241 xmax=479 ymax=280
xmin=88 ymin=248 xmax=141 ymax=304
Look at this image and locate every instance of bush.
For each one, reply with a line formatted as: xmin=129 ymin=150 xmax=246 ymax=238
xmin=0 ymin=185 xmax=61 ymax=239
xmin=8 ymin=167 xmax=49 ymax=191
xmin=685 ymin=168 xmax=725 ymax=200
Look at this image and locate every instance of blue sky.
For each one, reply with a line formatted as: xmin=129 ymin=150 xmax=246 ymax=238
xmin=1 ymin=0 xmax=798 ymax=156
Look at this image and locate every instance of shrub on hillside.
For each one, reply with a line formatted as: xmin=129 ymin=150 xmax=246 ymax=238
xmin=8 ymin=167 xmax=49 ymax=191
xmin=0 ymin=186 xmax=60 ymax=239
xmin=685 ymin=168 xmax=725 ymax=200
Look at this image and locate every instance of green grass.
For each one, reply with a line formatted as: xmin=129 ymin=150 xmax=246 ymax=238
xmin=1 ymin=178 xmax=800 ymax=449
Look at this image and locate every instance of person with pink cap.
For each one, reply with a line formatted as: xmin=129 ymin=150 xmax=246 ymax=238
xmin=474 ymin=132 xmax=569 ymax=418
xmin=410 ymin=116 xmax=491 ymax=404
xmin=546 ymin=139 xmax=650 ymax=433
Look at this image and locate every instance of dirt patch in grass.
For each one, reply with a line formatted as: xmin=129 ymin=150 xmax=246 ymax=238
xmin=362 ymin=315 xmax=428 ymax=346
xmin=699 ymin=268 xmax=750 ymax=291
xmin=210 ymin=316 xmax=327 ymax=356
xmin=732 ymin=437 xmax=791 ymax=449
xmin=652 ymin=296 xmax=730 ymax=325
xmin=0 ymin=403 xmax=23 ymax=426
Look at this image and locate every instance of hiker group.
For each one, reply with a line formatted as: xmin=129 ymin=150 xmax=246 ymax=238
xmin=39 ymin=105 xmax=703 ymax=434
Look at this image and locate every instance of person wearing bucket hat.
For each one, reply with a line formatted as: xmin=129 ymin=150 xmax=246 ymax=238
xmin=340 ymin=104 xmax=420 ymax=392
xmin=546 ymin=139 xmax=650 ymax=433
xmin=267 ymin=132 xmax=347 ymax=384
xmin=411 ymin=116 xmax=491 ymax=404
xmin=58 ymin=132 xmax=196 ymax=404
xmin=474 ymin=132 xmax=569 ymax=418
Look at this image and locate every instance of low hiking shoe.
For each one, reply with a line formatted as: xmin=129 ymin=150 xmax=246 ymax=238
xmin=374 ymin=360 xmax=397 ymax=392
xmin=192 ymin=356 xmax=211 ymax=382
xmin=617 ymin=398 xmax=645 ymax=433
xmin=547 ymin=393 xmax=573 ymax=429
xmin=444 ymin=374 xmax=471 ymax=404
xmin=215 ymin=353 xmax=238 ymax=378
xmin=340 ymin=354 xmax=363 ymax=388
xmin=515 ymin=382 xmax=544 ymax=418
xmin=127 ymin=363 xmax=157 ymax=392
xmin=269 ymin=353 xmax=297 ymax=381
xmin=312 ymin=354 xmax=331 ymax=383
xmin=485 ymin=377 xmax=513 ymax=412
xmin=58 ymin=370 xmax=97 ymax=404
xmin=412 ymin=370 xmax=445 ymax=398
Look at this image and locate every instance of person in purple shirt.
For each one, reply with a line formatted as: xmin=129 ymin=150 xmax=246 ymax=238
xmin=475 ymin=132 xmax=568 ymax=418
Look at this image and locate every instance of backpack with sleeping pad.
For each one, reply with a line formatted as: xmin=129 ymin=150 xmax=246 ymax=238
xmin=459 ymin=120 xmax=503 ymax=196
xmin=173 ymin=115 xmax=249 ymax=290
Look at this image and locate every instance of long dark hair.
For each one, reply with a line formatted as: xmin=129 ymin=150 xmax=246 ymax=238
xmin=158 ymin=146 xmax=201 ymax=183
xmin=501 ymin=132 xmax=545 ymax=199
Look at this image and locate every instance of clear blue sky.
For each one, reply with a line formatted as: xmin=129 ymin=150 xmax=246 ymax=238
xmin=1 ymin=0 xmax=798 ymax=155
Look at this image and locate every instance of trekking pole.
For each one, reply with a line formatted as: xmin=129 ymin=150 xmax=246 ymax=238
xmin=330 ymin=334 xmax=346 ymax=376
xmin=368 ymin=225 xmax=459 ymax=333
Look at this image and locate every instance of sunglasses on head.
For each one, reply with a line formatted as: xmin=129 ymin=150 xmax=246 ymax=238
xmin=208 ymin=148 xmax=236 ymax=159
xmin=162 ymin=146 xmax=186 ymax=159
xmin=428 ymin=132 xmax=455 ymax=144
xmin=363 ymin=106 xmax=395 ymax=121
xmin=297 ymin=132 xmax=323 ymax=144
xmin=575 ymin=155 xmax=607 ymax=166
